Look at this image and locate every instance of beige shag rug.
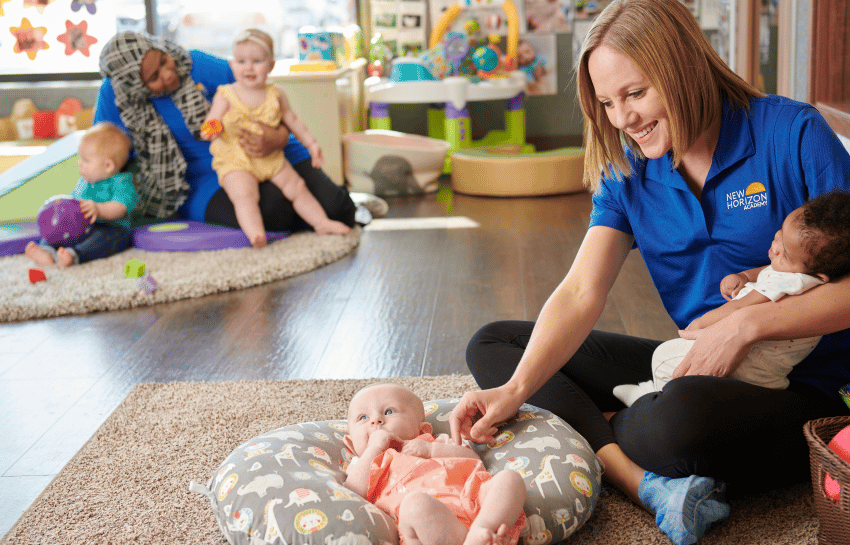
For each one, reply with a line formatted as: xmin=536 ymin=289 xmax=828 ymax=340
xmin=0 ymin=376 xmax=820 ymax=545
xmin=0 ymin=228 xmax=360 ymax=322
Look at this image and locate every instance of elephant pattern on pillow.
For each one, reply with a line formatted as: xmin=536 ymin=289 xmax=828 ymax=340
xmin=192 ymin=398 xmax=602 ymax=545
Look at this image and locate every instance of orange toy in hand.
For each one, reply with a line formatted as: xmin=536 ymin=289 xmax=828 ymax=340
xmin=201 ymin=119 xmax=223 ymax=139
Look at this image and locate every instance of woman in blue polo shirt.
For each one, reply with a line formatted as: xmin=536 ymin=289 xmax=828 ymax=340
xmin=449 ymin=1 xmax=850 ymax=544
xmin=94 ymin=32 xmax=356 ymax=232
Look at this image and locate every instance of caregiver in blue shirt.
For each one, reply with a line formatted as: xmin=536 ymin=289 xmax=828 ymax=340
xmin=94 ymin=31 xmax=356 ymax=231
xmin=450 ymin=1 xmax=850 ymax=544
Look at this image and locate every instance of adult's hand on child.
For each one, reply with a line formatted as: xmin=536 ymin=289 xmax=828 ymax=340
xmin=79 ymin=199 xmax=98 ymax=223
xmin=674 ymin=319 xmax=755 ymax=379
xmin=240 ymin=121 xmax=289 ymax=157
xmin=449 ymin=385 xmax=523 ymax=446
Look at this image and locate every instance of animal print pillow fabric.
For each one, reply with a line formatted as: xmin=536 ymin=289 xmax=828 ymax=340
xmin=193 ymin=398 xmax=602 ymax=545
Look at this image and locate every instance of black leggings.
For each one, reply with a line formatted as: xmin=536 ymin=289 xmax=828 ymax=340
xmin=204 ymin=159 xmax=357 ymax=232
xmin=467 ymin=320 xmax=845 ymax=492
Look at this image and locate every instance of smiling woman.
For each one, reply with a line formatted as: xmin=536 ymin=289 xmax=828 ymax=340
xmin=448 ymin=1 xmax=850 ymax=544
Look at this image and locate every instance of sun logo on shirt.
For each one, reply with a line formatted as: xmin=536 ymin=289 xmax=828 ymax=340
xmin=745 ymin=182 xmax=766 ymax=195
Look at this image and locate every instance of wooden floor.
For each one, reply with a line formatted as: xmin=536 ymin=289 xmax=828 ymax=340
xmin=0 ymin=184 xmax=677 ymax=536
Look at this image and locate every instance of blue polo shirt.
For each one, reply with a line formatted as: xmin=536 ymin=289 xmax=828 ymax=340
xmin=589 ymin=94 xmax=850 ymax=401
xmin=94 ymin=50 xmax=310 ymax=222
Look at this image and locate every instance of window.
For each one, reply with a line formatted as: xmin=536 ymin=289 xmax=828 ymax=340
xmin=1 ymin=0 xmax=358 ymax=82
xmin=808 ymin=0 xmax=850 ymax=139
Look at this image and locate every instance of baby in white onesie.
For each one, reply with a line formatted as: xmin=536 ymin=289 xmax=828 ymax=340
xmin=614 ymin=190 xmax=850 ymax=406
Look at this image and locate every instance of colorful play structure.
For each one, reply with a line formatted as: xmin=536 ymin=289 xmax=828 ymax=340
xmin=363 ymin=0 xmax=585 ymax=196
xmin=366 ymin=0 xmax=533 ymax=174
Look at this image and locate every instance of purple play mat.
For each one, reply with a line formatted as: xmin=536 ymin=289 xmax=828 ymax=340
xmin=0 ymin=220 xmax=289 ymax=256
xmin=133 ymin=221 xmax=290 ymax=251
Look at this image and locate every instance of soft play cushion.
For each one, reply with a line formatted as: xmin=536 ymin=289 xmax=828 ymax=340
xmin=193 ymin=398 xmax=601 ymax=545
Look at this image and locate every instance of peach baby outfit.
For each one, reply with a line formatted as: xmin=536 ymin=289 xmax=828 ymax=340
xmin=366 ymin=434 xmax=527 ymax=545
xmin=210 ymin=83 xmax=285 ymax=182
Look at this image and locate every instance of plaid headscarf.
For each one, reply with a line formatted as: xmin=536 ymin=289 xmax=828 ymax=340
xmin=99 ymin=32 xmax=210 ymax=217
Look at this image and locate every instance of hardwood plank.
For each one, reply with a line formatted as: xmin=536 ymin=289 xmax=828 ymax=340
xmin=313 ymin=229 xmax=447 ymax=379
xmin=0 ymin=475 xmax=55 ymax=537
xmin=0 ymin=378 xmax=97 ymax=475
xmin=4 ymin=376 xmax=136 ymax=477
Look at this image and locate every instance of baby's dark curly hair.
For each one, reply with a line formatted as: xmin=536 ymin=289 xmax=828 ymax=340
xmin=799 ymin=189 xmax=850 ymax=281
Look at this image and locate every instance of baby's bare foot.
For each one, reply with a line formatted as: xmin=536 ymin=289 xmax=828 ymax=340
xmin=463 ymin=524 xmax=510 ymax=545
xmin=56 ymin=247 xmax=74 ymax=268
xmin=250 ymin=233 xmax=267 ymax=249
xmin=315 ymin=220 xmax=351 ymax=236
xmin=25 ymin=242 xmax=54 ymax=266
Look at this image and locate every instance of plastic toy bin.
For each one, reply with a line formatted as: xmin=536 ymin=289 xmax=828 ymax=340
xmin=803 ymin=416 xmax=850 ymax=544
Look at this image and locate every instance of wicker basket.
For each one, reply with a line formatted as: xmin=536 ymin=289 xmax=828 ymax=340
xmin=803 ymin=416 xmax=850 ymax=544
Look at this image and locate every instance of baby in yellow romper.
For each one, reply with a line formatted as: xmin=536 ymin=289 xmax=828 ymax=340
xmin=344 ymin=383 xmax=527 ymax=545
xmin=202 ymin=28 xmax=350 ymax=248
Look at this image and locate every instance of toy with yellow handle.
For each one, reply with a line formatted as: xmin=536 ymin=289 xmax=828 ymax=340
xmin=429 ymin=0 xmax=519 ymax=71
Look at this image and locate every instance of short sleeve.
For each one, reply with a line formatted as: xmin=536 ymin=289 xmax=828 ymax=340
xmin=589 ymin=177 xmax=634 ymax=236
xmin=93 ymin=79 xmax=128 ymax=132
xmin=748 ymin=270 xmax=825 ymax=302
xmin=784 ymin=106 xmax=850 ymax=204
xmin=108 ymin=172 xmax=140 ymax=212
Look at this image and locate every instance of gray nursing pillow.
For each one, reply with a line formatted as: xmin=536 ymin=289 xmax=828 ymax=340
xmin=193 ymin=398 xmax=602 ymax=545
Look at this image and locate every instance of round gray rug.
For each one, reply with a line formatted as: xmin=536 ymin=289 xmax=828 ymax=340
xmin=0 ymin=227 xmax=360 ymax=322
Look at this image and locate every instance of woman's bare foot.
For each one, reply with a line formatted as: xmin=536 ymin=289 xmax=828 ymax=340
xmin=25 ymin=242 xmax=55 ymax=266
xmin=463 ymin=524 xmax=510 ymax=545
xmin=56 ymin=247 xmax=75 ymax=268
xmin=315 ymin=220 xmax=351 ymax=236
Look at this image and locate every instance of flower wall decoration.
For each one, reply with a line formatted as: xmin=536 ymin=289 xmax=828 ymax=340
xmin=10 ymin=17 xmax=50 ymax=60
xmin=56 ymin=19 xmax=97 ymax=56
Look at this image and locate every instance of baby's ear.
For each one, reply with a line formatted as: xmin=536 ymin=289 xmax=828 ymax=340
xmin=420 ymin=422 xmax=433 ymax=435
xmin=343 ymin=434 xmax=356 ymax=454
xmin=817 ymin=273 xmax=830 ymax=284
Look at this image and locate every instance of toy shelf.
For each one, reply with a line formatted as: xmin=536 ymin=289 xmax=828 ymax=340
xmin=365 ymin=71 xmax=534 ymax=172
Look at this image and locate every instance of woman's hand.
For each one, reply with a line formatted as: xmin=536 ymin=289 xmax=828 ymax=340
xmin=239 ymin=122 xmax=290 ymax=157
xmin=673 ymin=317 xmax=756 ymax=379
xmin=449 ymin=384 xmax=524 ymax=446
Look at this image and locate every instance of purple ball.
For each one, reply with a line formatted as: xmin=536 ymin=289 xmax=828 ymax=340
xmin=37 ymin=195 xmax=92 ymax=246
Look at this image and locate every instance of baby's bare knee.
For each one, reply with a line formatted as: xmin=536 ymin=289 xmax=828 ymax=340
xmin=398 ymin=491 xmax=435 ymax=520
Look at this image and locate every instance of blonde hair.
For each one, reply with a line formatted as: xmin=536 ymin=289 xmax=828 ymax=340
xmin=81 ymin=122 xmax=132 ymax=170
xmin=233 ymin=28 xmax=274 ymax=58
xmin=576 ymin=0 xmax=763 ymax=190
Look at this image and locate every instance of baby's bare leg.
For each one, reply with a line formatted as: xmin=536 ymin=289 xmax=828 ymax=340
xmin=464 ymin=471 xmax=526 ymax=545
xmin=397 ymin=492 xmax=468 ymax=545
xmin=220 ymin=171 xmax=267 ymax=248
xmin=270 ymin=163 xmax=350 ymax=235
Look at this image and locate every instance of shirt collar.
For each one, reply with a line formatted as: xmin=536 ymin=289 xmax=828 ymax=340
xmin=643 ymin=96 xmax=755 ymax=187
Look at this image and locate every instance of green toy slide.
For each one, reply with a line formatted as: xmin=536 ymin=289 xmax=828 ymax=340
xmin=0 ymin=131 xmax=82 ymax=222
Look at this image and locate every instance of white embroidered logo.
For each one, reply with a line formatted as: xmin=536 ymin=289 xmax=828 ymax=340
xmin=727 ymin=182 xmax=768 ymax=210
